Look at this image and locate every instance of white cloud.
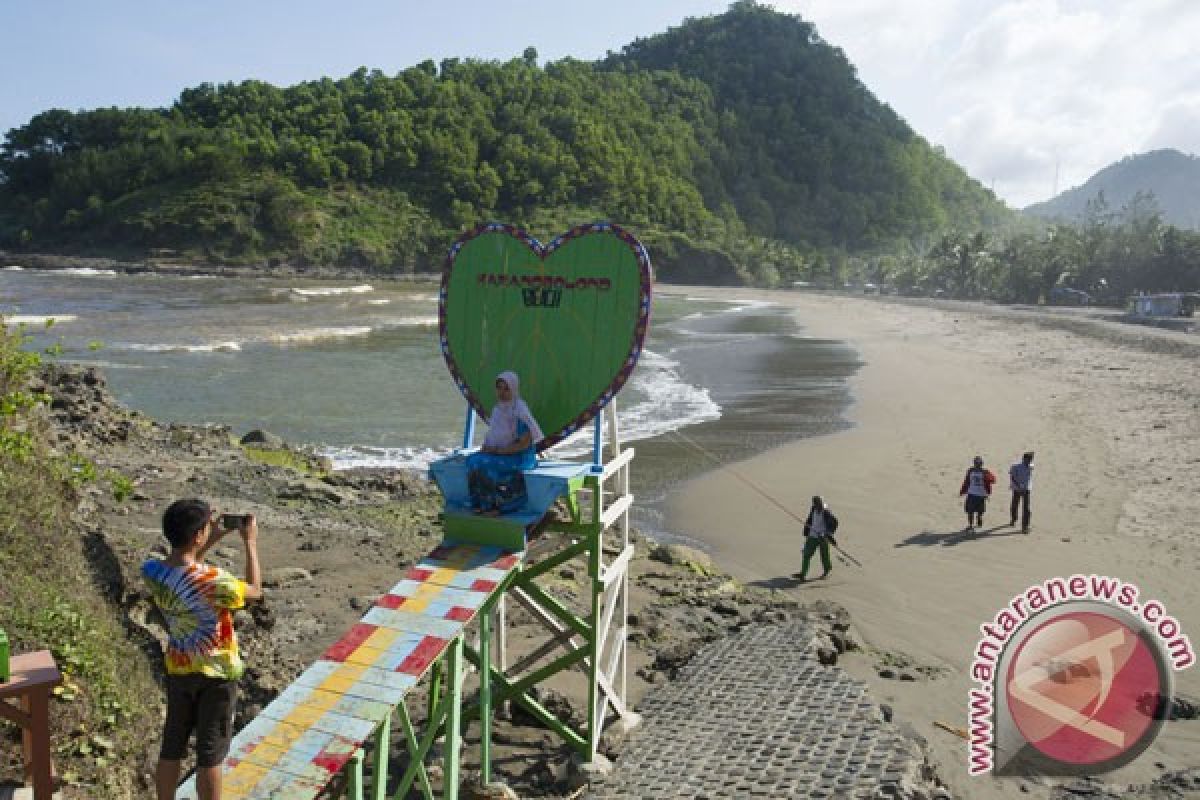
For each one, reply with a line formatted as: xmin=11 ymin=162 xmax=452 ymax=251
xmin=1144 ymin=98 xmax=1200 ymax=153
xmin=768 ymin=1 xmax=1200 ymax=207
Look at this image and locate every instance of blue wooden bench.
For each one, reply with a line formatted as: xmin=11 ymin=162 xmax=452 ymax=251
xmin=428 ymin=452 xmax=594 ymax=550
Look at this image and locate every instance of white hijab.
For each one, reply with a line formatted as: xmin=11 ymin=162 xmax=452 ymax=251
xmin=483 ymin=371 xmax=544 ymax=448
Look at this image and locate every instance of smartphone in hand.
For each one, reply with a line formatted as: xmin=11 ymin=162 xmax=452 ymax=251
xmin=220 ymin=513 xmax=249 ymax=531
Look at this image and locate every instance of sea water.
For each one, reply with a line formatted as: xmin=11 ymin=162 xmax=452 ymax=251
xmin=0 ymin=269 xmax=859 ymax=540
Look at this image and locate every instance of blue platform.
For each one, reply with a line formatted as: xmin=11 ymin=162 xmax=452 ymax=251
xmin=429 ymin=452 xmax=593 ymax=549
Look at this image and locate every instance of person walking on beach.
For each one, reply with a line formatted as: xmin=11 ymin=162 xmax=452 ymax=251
xmin=1009 ymin=451 xmax=1034 ymax=533
xmin=959 ymin=456 xmax=995 ymax=532
xmin=142 ymin=499 xmax=263 ymax=800
xmin=798 ymin=495 xmax=839 ymax=581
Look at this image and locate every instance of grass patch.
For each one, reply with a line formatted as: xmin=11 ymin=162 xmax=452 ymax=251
xmin=241 ymin=444 xmax=326 ymax=476
xmin=0 ymin=319 xmax=159 ymax=797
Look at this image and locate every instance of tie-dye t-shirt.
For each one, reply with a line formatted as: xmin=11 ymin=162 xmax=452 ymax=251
xmin=141 ymin=559 xmax=248 ymax=680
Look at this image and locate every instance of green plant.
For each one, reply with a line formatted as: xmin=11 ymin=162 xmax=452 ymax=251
xmin=56 ymin=452 xmax=98 ymax=486
xmin=0 ymin=320 xmax=158 ymax=793
xmin=108 ymin=470 xmax=134 ymax=503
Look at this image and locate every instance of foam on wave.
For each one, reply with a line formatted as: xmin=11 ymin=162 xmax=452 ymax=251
xmin=323 ymin=347 xmax=721 ymax=470
xmin=269 ymin=326 xmax=373 ymax=344
xmin=58 ymin=267 xmax=117 ymax=276
xmin=122 ymin=341 xmax=243 ymax=353
xmin=3 ymin=314 xmax=79 ymax=326
xmin=322 ymin=444 xmax=453 ymax=471
xmin=289 ymin=284 xmax=374 ymax=297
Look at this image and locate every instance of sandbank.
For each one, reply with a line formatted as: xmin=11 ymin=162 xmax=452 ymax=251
xmin=661 ymin=287 xmax=1200 ymax=798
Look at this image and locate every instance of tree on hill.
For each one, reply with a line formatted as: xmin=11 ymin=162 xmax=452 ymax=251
xmin=601 ymin=0 xmax=1010 ymax=250
xmin=0 ymin=2 xmax=1011 ymax=283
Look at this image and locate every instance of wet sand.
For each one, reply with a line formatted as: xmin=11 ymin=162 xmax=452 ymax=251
xmin=663 ymin=288 xmax=1200 ymax=798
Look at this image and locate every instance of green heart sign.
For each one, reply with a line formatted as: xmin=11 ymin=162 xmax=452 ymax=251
xmin=439 ymin=222 xmax=653 ymax=451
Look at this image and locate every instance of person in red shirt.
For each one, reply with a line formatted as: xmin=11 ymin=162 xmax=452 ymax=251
xmin=959 ymin=456 xmax=996 ymax=532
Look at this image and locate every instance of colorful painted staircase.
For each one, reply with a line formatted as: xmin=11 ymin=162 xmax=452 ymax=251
xmin=177 ymin=543 xmax=522 ymax=799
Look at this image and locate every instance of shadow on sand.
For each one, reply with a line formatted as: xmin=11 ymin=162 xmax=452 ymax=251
xmin=895 ymin=525 xmax=1027 ymax=548
xmin=749 ymin=574 xmax=845 ymax=590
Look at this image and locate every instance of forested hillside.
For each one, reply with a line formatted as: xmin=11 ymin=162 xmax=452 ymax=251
xmin=602 ymin=2 xmax=1009 ymax=249
xmin=0 ymin=1 xmax=1011 ymax=283
xmin=1024 ymin=149 xmax=1200 ymax=230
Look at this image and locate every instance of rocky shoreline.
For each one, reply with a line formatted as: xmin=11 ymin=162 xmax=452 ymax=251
xmin=30 ymin=360 xmax=952 ymax=798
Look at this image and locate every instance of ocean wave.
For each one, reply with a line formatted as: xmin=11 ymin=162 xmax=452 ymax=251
xmin=3 ymin=314 xmax=79 ymax=326
xmin=670 ymin=299 xmax=776 ymax=329
xmin=67 ymin=359 xmax=152 ymax=370
xmin=552 ymin=348 xmax=721 ymax=456
xmin=366 ymin=298 xmax=392 ymax=306
xmin=379 ymin=316 xmax=438 ymax=329
xmin=680 ymin=294 xmax=774 ymax=311
xmin=725 ymin=302 xmax=776 ymax=314
xmin=122 ymin=340 xmax=242 ymax=353
xmin=635 ymin=349 xmax=679 ymax=370
xmin=109 ymin=322 xmax=410 ymax=353
xmin=289 ymin=284 xmax=374 ymax=297
xmin=321 ymin=350 xmax=719 ymax=469
xmin=322 ymin=444 xmax=452 ymax=471
xmin=2 ymin=265 xmax=23 ymax=271
xmin=269 ymin=326 xmax=373 ymax=344
xmin=59 ymin=267 xmax=117 ymax=276
xmin=669 ymin=327 xmax=768 ymax=341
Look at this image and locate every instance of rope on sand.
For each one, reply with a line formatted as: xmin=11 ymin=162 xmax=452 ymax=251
xmin=665 ymin=429 xmax=863 ymax=568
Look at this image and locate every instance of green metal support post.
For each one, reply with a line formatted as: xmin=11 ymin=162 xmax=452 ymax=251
xmin=372 ymin=711 xmax=391 ymax=800
xmin=480 ymin=607 xmax=492 ymax=783
xmin=393 ymin=702 xmax=436 ymax=800
xmin=444 ymin=635 xmax=464 ymax=800
xmin=346 ymin=750 xmax=364 ymax=800
xmin=428 ymin=662 xmax=442 ymax=726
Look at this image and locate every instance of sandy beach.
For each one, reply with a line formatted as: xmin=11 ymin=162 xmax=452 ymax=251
xmin=663 ymin=288 xmax=1200 ymax=798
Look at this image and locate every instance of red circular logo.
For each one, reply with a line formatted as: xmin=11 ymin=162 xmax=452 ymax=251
xmin=1005 ymin=609 xmax=1167 ymax=769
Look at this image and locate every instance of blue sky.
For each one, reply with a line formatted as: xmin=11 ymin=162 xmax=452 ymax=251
xmin=1 ymin=1 xmax=727 ymax=135
xmin=5 ymin=1 xmax=1199 ymax=207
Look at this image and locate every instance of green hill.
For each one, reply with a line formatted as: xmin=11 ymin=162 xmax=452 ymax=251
xmin=1023 ymin=148 xmax=1200 ymax=230
xmin=602 ymin=1 xmax=1010 ymax=249
xmin=0 ymin=2 xmax=1011 ymax=284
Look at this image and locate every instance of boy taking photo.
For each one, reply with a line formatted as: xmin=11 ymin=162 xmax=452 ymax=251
xmin=142 ymin=499 xmax=263 ymax=800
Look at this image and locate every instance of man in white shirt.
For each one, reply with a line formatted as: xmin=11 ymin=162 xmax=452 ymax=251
xmin=1009 ymin=451 xmax=1034 ymax=533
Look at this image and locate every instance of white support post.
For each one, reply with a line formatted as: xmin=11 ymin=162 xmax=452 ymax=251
xmin=604 ymin=400 xmax=632 ymax=712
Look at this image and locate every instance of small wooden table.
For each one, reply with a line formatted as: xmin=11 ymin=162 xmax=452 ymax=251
xmin=0 ymin=650 xmax=62 ymax=799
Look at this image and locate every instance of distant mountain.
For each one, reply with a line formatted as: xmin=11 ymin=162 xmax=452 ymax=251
xmin=1024 ymin=149 xmax=1200 ymax=229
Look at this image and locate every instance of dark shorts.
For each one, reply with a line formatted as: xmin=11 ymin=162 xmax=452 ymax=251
xmin=161 ymin=673 xmax=238 ymax=767
xmin=965 ymin=494 xmax=987 ymax=514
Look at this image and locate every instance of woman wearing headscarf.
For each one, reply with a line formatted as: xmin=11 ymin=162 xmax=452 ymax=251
xmin=466 ymin=371 xmax=544 ymax=515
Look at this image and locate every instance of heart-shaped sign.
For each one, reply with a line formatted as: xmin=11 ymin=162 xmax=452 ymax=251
xmin=439 ymin=222 xmax=652 ymax=451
